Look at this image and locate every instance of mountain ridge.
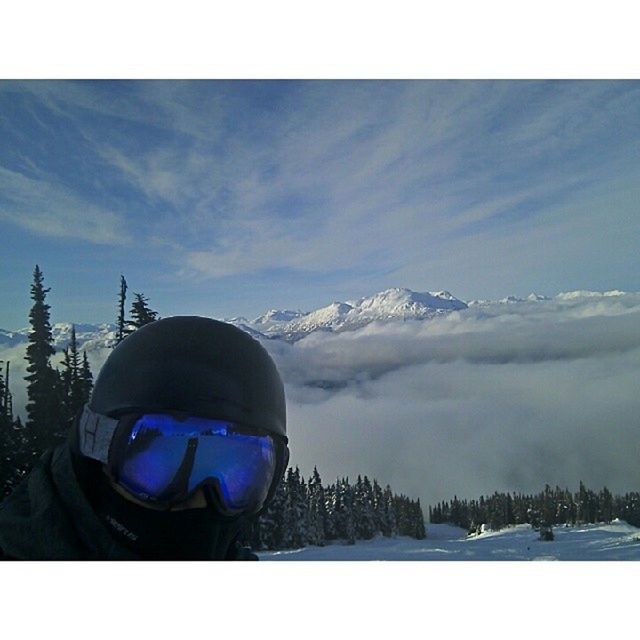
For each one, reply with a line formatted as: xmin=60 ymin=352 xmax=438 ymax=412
xmin=0 ymin=287 xmax=631 ymax=349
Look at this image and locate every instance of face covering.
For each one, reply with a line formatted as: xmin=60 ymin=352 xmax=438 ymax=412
xmin=92 ymin=468 xmax=244 ymax=560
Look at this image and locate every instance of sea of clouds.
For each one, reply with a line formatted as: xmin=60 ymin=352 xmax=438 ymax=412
xmin=263 ymin=293 xmax=640 ymax=510
xmin=3 ymin=293 xmax=640 ymax=513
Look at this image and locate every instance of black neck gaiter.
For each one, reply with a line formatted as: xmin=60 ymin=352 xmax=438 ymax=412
xmin=91 ymin=470 xmax=243 ymax=560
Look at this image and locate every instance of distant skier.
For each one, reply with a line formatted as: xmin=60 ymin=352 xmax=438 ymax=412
xmin=0 ymin=317 xmax=289 ymax=559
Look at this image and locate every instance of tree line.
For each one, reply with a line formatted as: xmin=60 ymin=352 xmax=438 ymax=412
xmin=0 ymin=266 xmax=159 ymax=499
xmin=241 ymin=466 xmax=426 ymax=550
xmin=429 ymin=482 xmax=640 ymax=532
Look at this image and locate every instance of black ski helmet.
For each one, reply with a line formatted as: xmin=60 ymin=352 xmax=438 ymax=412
xmin=87 ymin=316 xmax=288 ymax=511
xmin=92 ymin=316 xmax=286 ymax=436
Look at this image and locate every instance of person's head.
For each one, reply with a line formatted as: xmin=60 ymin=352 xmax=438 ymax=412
xmin=72 ymin=316 xmax=288 ymax=556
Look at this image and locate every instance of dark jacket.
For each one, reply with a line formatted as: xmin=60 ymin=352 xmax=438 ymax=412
xmin=0 ymin=444 xmax=257 ymax=560
xmin=0 ymin=444 xmax=139 ymax=560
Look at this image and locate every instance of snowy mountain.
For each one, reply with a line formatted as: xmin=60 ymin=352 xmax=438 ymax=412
xmin=50 ymin=322 xmax=117 ymax=350
xmin=246 ymin=288 xmax=468 ymax=341
xmin=0 ymin=323 xmax=116 ymax=350
xmin=3 ymin=288 xmax=634 ymax=350
xmin=252 ymin=309 xmax=306 ymax=327
xmin=526 ymin=292 xmax=551 ymax=301
xmin=0 ymin=329 xmax=27 ymax=347
xmin=468 ymin=290 xmax=624 ymax=306
xmin=498 ymin=295 xmax=525 ymax=304
xmin=494 ymin=293 xmax=550 ymax=304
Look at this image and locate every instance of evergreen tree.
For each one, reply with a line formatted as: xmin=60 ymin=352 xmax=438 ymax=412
xmin=261 ymin=473 xmax=287 ymax=549
xmin=24 ymin=265 xmax=61 ymax=453
xmin=0 ymin=419 xmax=33 ymax=500
xmin=414 ymin=499 xmax=427 ymax=539
xmin=338 ymin=478 xmax=356 ymax=544
xmin=382 ymin=484 xmax=397 ymax=537
xmin=115 ymin=275 xmax=128 ymax=345
xmin=323 ymin=482 xmax=338 ymax=541
xmin=307 ymin=466 xmax=327 ymax=546
xmin=356 ymin=475 xmax=377 ymax=540
xmin=331 ymin=478 xmax=346 ymax=541
xmin=60 ymin=325 xmax=86 ymax=423
xmin=0 ymin=360 xmax=12 ymax=426
xmin=599 ymin=486 xmax=613 ymax=523
xmin=128 ymin=293 xmax=159 ymax=330
xmin=80 ymin=351 xmax=93 ymax=403
xmin=394 ymin=494 xmax=412 ymax=535
xmin=576 ymin=480 xmax=587 ymax=523
xmin=60 ymin=347 xmax=73 ymax=422
xmin=0 ymin=361 xmax=14 ymax=497
xmin=372 ymin=478 xmax=385 ymax=534
xmin=0 ymin=360 xmax=33 ymax=500
xmin=281 ymin=467 xmax=308 ymax=549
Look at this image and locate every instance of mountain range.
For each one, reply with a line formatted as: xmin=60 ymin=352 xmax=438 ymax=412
xmin=0 ymin=286 xmax=629 ymax=350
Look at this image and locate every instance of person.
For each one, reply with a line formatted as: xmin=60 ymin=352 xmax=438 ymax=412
xmin=0 ymin=316 xmax=289 ymax=560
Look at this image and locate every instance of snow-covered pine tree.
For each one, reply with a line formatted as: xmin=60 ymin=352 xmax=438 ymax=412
xmin=323 ymin=481 xmax=337 ymax=541
xmin=283 ymin=468 xmax=305 ymax=547
xmin=354 ymin=475 xmax=376 ymax=540
xmin=372 ymin=478 xmax=385 ymax=535
xmin=414 ymin=499 xmax=427 ymax=539
xmin=394 ymin=494 xmax=409 ymax=535
xmin=307 ymin=466 xmax=326 ymax=546
xmin=330 ymin=478 xmax=343 ymax=540
xmin=382 ymin=484 xmax=397 ymax=537
xmin=281 ymin=467 xmax=302 ymax=549
xmin=293 ymin=467 xmax=309 ymax=547
xmin=334 ymin=477 xmax=356 ymax=544
xmin=599 ymin=486 xmax=613 ymax=523
xmin=258 ymin=474 xmax=287 ymax=549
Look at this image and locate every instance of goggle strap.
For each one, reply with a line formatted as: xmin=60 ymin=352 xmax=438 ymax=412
xmin=78 ymin=403 xmax=119 ymax=464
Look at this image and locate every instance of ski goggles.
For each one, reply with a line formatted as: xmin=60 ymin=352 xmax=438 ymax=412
xmin=78 ymin=405 xmax=279 ymax=515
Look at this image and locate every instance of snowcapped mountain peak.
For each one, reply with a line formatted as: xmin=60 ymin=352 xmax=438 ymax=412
xmin=242 ymin=287 xmax=468 ymax=341
xmin=293 ymin=301 xmax=353 ymax=327
xmin=499 ymin=295 xmax=524 ymax=304
xmin=429 ymin=290 xmax=457 ymax=300
xmin=252 ymin=309 xmax=306 ymax=325
xmin=353 ymin=287 xmax=466 ymax=316
xmin=527 ymin=292 xmax=550 ymax=301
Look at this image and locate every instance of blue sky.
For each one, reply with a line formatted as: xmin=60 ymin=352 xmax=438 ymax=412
xmin=1 ymin=80 xmax=639 ymax=329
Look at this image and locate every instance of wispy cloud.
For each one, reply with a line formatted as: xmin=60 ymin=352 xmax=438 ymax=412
xmin=0 ymin=166 xmax=131 ymax=245
xmin=85 ymin=81 xmax=636 ymax=288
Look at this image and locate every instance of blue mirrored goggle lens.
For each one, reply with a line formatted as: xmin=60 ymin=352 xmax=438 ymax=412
xmin=116 ymin=414 xmax=276 ymax=512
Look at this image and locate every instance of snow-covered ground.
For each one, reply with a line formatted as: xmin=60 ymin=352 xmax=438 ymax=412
xmin=258 ymin=520 xmax=640 ymax=561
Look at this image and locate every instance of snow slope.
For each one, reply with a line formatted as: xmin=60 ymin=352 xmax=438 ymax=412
xmin=258 ymin=520 xmax=640 ymax=561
